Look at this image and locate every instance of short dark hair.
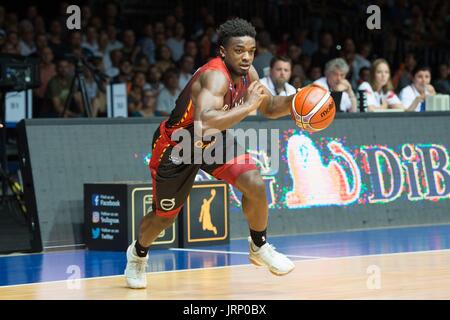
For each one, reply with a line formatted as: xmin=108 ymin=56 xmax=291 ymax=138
xmin=359 ymin=66 xmax=370 ymax=76
xmin=256 ymin=31 xmax=271 ymax=49
xmin=217 ymin=18 xmax=256 ymax=47
xmin=412 ymin=65 xmax=431 ymax=77
xmin=162 ymin=68 xmax=179 ymax=82
xmin=270 ymin=55 xmax=292 ymax=69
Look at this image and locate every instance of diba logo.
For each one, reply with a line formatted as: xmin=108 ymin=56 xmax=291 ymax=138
xmin=285 ymin=134 xmax=450 ymax=208
xmin=92 ymin=194 xmax=100 ymax=206
xmin=91 ymin=228 xmax=100 ymax=239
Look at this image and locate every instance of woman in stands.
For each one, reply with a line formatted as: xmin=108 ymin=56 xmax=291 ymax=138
xmin=399 ymin=65 xmax=436 ymax=112
xmin=358 ymin=59 xmax=404 ymax=112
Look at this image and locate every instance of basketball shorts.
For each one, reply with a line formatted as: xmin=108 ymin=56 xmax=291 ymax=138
xmin=149 ymin=120 xmax=257 ymax=218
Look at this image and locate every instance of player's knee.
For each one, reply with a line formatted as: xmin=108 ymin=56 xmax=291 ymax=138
xmin=238 ymin=171 xmax=266 ymax=200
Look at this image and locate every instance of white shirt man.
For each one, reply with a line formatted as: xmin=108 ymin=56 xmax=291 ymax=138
xmin=260 ymin=56 xmax=296 ymax=96
xmin=314 ymin=77 xmax=353 ymax=112
xmin=260 ymin=76 xmax=296 ymax=96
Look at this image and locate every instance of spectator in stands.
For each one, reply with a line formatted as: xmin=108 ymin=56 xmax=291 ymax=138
xmin=433 ymin=63 xmax=450 ymax=95
xmin=45 ymin=59 xmax=83 ymax=117
xmin=0 ymin=29 xmax=5 ymax=48
xmin=34 ymin=33 xmax=48 ymax=54
xmin=5 ymin=30 xmax=20 ymax=54
xmin=303 ymin=66 xmax=322 ymax=86
xmin=139 ymin=23 xmax=155 ymax=65
xmin=83 ymin=67 xmax=106 ymax=117
xmin=392 ymin=53 xmax=416 ymax=92
xmin=253 ymin=31 xmax=273 ymax=78
xmin=356 ymin=66 xmax=370 ymax=86
xmin=147 ymin=65 xmax=164 ymax=94
xmin=291 ymin=64 xmax=306 ymax=88
xmin=155 ymin=45 xmax=175 ymax=74
xmin=166 ymin=22 xmax=185 ymax=62
xmin=48 ymin=20 xmax=65 ymax=59
xmin=178 ymin=54 xmax=195 ymax=89
xmin=290 ymin=75 xmax=303 ymax=90
xmin=18 ymin=20 xmax=36 ymax=56
xmin=96 ymin=31 xmax=110 ymax=67
xmin=287 ymin=44 xmax=302 ymax=65
xmin=67 ymin=31 xmax=94 ymax=58
xmin=314 ymin=58 xmax=357 ymax=112
xmin=350 ymin=42 xmax=372 ymax=89
xmin=156 ymin=68 xmax=181 ymax=116
xmin=184 ymin=40 xmax=202 ymax=69
xmin=292 ymin=28 xmax=317 ymax=57
xmin=260 ymin=56 xmax=296 ymax=96
xmin=105 ymin=25 xmax=123 ymax=52
xmin=164 ymin=14 xmax=177 ymax=36
xmin=82 ymin=26 xmax=99 ymax=56
xmin=128 ymin=71 xmax=153 ymax=117
xmin=34 ymin=46 xmax=56 ymax=116
xmin=299 ymin=54 xmax=312 ymax=75
xmin=105 ymin=49 xmax=122 ymax=78
xmin=5 ymin=12 xmax=19 ymax=32
xmin=112 ymin=59 xmax=133 ymax=89
xmin=154 ymin=21 xmax=165 ymax=35
xmin=36 ymin=47 xmax=56 ymax=93
xmin=104 ymin=1 xmax=124 ymax=29
xmin=358 ymin=59 xmax=404 ymax=112
xmin=1 ymin=41 xmax=19 ymax=54
xmin=340 ymin=38 xmax=356 ymax=86
xmin=121 ymin=29 xmax=144 ymax=65
xmin=399 ymin=65 xmax=436 ymax=112
xmin=312 ymin=31 xmax=337 ymax=70
xmin=34 ymin=15 xmax=46 ymax=35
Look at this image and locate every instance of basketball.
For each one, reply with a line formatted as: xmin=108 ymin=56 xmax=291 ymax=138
xmin=290 ymin=84 xmax=336 ymax=132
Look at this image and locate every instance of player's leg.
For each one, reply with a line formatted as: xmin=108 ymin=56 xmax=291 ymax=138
xmin=125 ymin=127 xmax=199 ymax=289
xmin=202 ymin=141 xmax=294 ymax=275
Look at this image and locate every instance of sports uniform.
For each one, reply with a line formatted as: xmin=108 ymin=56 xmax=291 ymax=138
xmin=150 ymin=57 xmax=257 ymax=218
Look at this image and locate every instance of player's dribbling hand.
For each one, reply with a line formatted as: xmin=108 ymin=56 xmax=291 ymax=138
xmin=245 ymin=81 xmax=267 ymax=112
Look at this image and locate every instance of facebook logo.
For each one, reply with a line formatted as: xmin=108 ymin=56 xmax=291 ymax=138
xmin=92 ymin=194 xmax=100 ymax=206
xmin=91 ymin=228 xmax=100 ymax=239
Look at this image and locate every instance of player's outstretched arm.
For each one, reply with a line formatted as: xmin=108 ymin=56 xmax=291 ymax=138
xmin=193 ymin=70 xmax=266 ymax=134
xmin=249 ymin=66 xmax=294 ymax=119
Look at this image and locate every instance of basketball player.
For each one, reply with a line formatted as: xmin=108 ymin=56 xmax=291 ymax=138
xmin=125 ymin=18 xmax=298 ymax=289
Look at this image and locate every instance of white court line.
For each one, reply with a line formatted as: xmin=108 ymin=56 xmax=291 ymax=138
xmin=2 ymin=248 xmax=450 ymax=289
xmin=168 ymin=247 xmax=325 ymax=259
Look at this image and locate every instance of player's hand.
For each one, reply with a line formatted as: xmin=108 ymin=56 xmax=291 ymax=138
xmin=245 ymin=81 xmax=267 ymax=111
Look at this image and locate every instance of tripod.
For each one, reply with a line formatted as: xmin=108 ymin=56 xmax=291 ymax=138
xmin=61 ymin=57 xmax=93 ymax=117
xmin=61 ymin=56 xmax=109 ymax=118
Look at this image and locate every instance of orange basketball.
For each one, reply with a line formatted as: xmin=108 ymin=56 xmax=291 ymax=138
xmin=290 ymin=84 xmax=336 ymax=132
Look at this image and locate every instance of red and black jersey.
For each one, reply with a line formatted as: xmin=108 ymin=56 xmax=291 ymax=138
xmin=165 ymin=57 xmax=251 ymax=131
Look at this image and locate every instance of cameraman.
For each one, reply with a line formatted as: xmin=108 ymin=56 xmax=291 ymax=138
xmin=45 ymin=58 xmax=84 ymax=117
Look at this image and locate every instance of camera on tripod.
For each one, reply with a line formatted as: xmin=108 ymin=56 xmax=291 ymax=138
xmin=0 ymin=53 xmax=40 ymax=92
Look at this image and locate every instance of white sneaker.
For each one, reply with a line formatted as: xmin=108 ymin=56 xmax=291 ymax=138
xmin=124 ymin=241 xmax=148 ymax=289
xmin=248 ymin=237 xmax=295 ymax=276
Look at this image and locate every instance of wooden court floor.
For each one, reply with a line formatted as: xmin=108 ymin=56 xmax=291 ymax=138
xmin=1 ymin=249 xmax=450 ymax=300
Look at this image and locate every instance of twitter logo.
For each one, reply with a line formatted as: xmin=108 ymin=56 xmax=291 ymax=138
xmin=92 ymin=228 xmax=100 ymax=239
